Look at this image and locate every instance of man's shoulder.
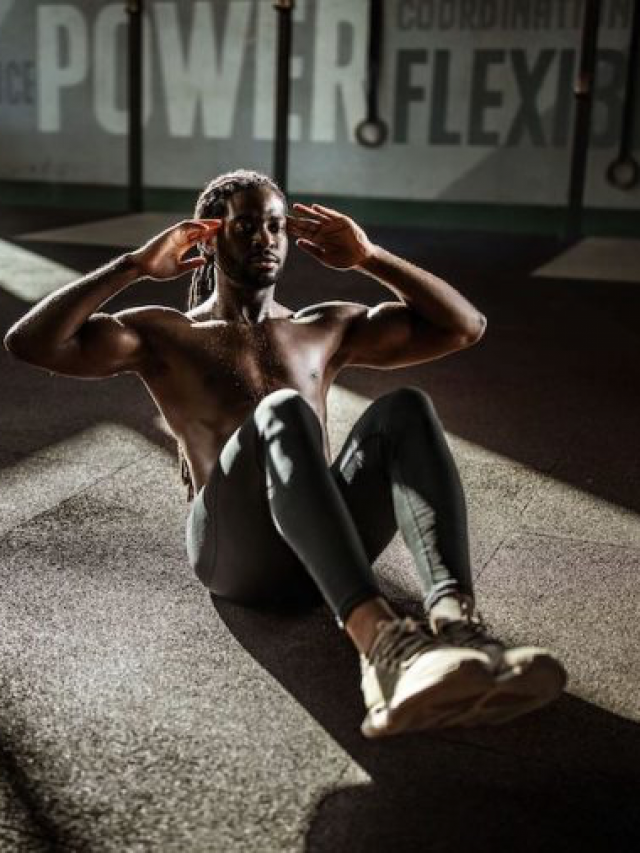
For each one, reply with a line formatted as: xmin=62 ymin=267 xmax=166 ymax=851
xmin=112 ymin=305 xmax=190 ymax=331
xmin=291 ymin=300 xmax=368 ymax=325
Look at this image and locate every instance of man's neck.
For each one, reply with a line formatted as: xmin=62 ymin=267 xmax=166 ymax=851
xmin=208 ymin=279 xmax=276 ymax=325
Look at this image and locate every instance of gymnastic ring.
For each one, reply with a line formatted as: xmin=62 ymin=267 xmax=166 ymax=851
xmin=606 ymin=155 xmax=640 ymax=190
xmin=355 ymin=119 xmax=388 ymax=148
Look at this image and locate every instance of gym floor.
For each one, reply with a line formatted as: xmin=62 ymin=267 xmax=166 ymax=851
xmin=1 ymin=206 xmax=638 ymax=851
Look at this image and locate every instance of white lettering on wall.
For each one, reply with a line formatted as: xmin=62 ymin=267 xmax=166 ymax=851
xmin=311 ymin=0 xmax=366 ymax=142
xmin=253 ymin=0 xmax=276 ymax=140
xmin=37 ymin=4 xmax=88 ymax=132
xmin=0 ymin=0 xmax=16 ymax=30
xmin=153 ymin=0 xmax=251 ymax=139
xmin=94 ymin=5 xmax=153 ymax=134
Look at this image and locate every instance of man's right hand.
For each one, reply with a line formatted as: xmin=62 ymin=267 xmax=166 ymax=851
xmin=131 ymin=219 xmax=222 ymax=281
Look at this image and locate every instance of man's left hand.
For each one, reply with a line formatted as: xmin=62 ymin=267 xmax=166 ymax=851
xmin=287 ymin=203 xmax=374 ymax=270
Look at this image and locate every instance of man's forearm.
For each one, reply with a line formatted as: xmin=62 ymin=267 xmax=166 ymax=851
xmin=357 ymin=245 xmax=485 ymax=338
xmin=4 ymin=252 xmax=141 ymax=357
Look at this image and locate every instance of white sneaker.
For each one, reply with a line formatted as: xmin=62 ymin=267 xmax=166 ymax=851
xmin=360 ymin=617 xmax=494 ymax=738
xmin=469 ymin=646 xmax=567 ymax=726
xmin=432 ymin=608 xmax=567 ymax=726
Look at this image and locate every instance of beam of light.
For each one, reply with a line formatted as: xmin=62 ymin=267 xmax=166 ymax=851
xmin=17 ymin=212 xmax=190 ymax=250
xmin=0 ymin=238 xmax=80 ymax=302
xmin=533 ymin=237 xmax=640 ymax=283
xmin=332 ymin=383 xmax=638 ymax=545
xmin=0 ymin=422 xmax=163 ymax=538
xmin=1 ymin=215 xmax=190 ymax=304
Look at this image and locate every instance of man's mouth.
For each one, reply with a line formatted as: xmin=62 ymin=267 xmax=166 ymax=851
xmin=250 ymin=254 xmax=279 ymax=269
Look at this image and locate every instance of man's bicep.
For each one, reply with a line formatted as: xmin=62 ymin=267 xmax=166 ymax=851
xmin=340 ymin=302 xmax=473 ymax=369
xmin=48 ymin=312 xmax=148 ymax=378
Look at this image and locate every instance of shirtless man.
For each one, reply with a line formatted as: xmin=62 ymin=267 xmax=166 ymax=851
xmin=4 ymin=169 xmax=566 ymax=738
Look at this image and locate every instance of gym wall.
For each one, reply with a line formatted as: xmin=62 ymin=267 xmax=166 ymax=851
xmin=0 ymin=0 xmax=638 ymax=218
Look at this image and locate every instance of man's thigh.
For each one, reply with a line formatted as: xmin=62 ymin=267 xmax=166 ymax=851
xmin=186 ymin=415 xmax=320 ymax=607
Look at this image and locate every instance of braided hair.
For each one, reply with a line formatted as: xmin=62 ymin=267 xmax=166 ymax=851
xmin=178 ymin=169 xmax=287 ymax=501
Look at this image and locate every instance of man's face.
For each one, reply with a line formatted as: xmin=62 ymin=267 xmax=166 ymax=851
xmin=209 ymin=185 xmax=288 ymax=289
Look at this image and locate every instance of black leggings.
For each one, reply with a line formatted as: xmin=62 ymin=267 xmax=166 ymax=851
xmin=186 ymin=387 xmax=474 ymax=625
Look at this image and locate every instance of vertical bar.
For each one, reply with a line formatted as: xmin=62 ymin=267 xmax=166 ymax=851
xmin=566 ymin=0 xmax=602 ymax=240
xmin=367 ymin=0 xmax=383 ymax=118
xmin=127 ymin=0 xmax=144 ymax=212
xmin=619 ymin=0 xmax=640 ymax=153
xmin=273 ymin=0 xmax=295 ymax=192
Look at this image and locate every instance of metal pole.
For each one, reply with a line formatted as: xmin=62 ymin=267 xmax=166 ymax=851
xmin=606 ymin=0 xmax=640 ymax=189
xmin=565 ymin=0 xmax=601 ymax=240
xmin=618 ymin=1 xmax=640 ymax=160
xmin=127 ymin=0 xmax=144 ymax=212
xmin=273 ymin=0 xmax=295 ymax=192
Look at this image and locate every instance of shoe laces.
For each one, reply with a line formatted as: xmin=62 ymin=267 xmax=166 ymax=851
xmin=367 ymin=617 xmax=436 ymax=671
xmin=437 ymin=610 xmax=503 ymax=652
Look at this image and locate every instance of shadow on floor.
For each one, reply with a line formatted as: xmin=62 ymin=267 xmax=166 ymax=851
xmin=213 ymin=594 xmax=639 ymax=853
xmin=0 ymin=736 xmax=59 ymax=852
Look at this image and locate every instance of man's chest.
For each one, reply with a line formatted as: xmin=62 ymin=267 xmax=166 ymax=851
xmin=151 ymin=318 xmax=340 ymax=407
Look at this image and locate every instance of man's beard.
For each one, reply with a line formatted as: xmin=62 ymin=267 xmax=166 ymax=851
xmin=215 ymin=250 xmax=283 ymax=290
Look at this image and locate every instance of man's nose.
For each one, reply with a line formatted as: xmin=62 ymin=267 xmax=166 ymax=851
xmin=254 ymin=224 xmax=275 ymax=249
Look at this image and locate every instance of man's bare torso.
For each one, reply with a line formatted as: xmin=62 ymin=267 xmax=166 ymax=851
xmin=133 ymin=300 xmax=355 ymax=494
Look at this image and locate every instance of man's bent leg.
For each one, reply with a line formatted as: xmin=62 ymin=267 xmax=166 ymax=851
xmin=253 ymin=390 xmax=503 ymax=736
xmin=252 ymin=389 xmax=383 ymax=625
xmin=188 ymin=388 xmax=554 ymax=734
xmin=331 ymin=387 xmax=474 ymax=611
xmin=331 ymin=388 xmax=566 ymax=727
xmin=186 ymin=388 xmax=383 ymax=619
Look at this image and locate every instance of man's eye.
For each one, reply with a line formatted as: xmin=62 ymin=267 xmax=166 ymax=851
xmin=270 ymin=222 xmax=284 ymax=233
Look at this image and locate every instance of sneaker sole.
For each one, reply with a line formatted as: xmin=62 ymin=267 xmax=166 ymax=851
xmin=454 ymin=653 xmax=567 ymax=727
xmin=361 ymin=657 xmax=494 ymax=739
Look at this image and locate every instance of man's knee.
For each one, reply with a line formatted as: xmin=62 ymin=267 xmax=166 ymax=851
xmin=377 ymin=386 xmax=438 ymax=427
xmin=254 ymin=388 xmax=320 ymax=440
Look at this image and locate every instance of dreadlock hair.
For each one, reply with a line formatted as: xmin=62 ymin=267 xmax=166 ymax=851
xmin=178 ymin=169 xmax=287 ymax=501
